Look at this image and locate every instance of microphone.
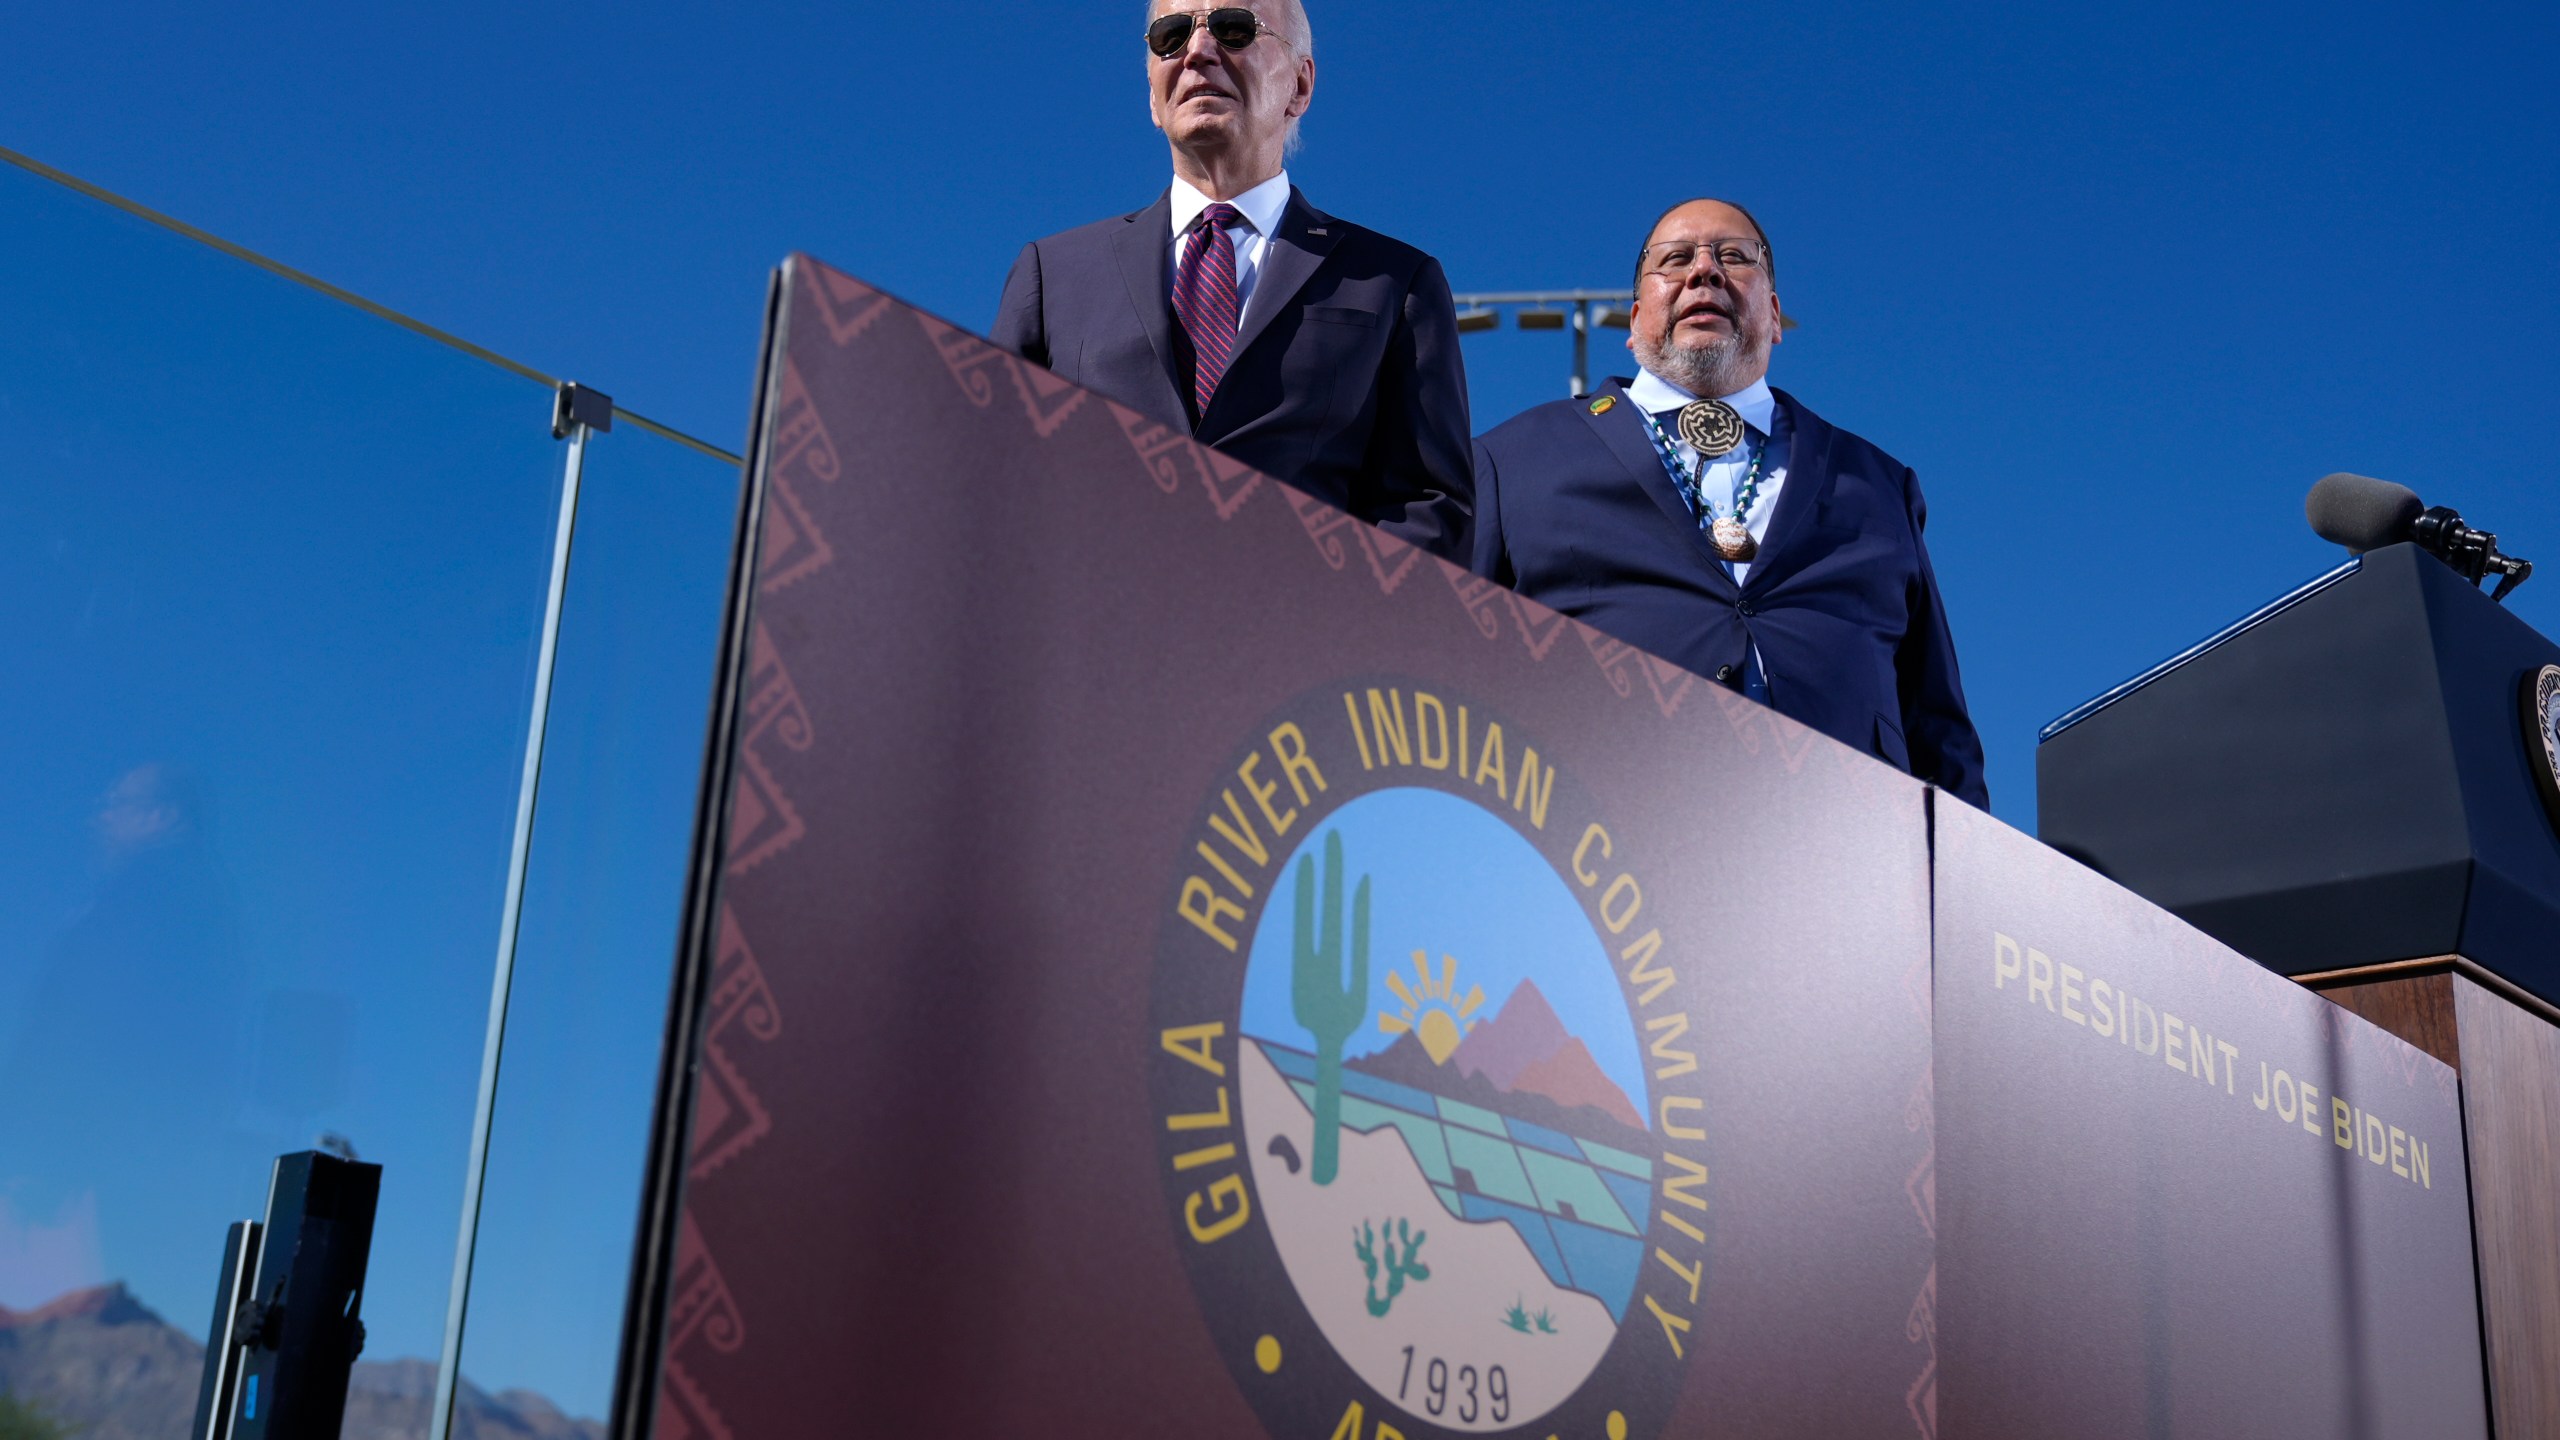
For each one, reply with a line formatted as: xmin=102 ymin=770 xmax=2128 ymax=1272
xmin=2305 ymin=472 xmax=2422 ymax=552
xmin=2306 ymin=472 xmax=2533 ymax=600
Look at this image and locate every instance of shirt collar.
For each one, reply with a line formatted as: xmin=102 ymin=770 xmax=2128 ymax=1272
xmin=1626 ymin=368 xmax=1778 ymax=438
xmin=1169 ymin=170 xmax=1293 ymax=240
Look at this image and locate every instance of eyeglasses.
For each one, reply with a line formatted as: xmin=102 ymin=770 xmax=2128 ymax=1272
xmin=1640 ymin=237 xmax=1770 ymax=281
xmin=1146 ymin=7 xmax=1284 ymax=59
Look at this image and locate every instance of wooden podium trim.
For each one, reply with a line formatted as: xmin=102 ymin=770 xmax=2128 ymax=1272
xmin=2294 ymin=953 xmax=2560 ymax=1030
xmin=2297 ymin=951 xmax=2560 ymax=1437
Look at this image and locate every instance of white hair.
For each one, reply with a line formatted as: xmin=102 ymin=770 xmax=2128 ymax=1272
xmin=1280 ymin=0 xmax=1314 ymax=58
xmin=1280 ymin=0 xmax=1312 ymax=152
xmin=1146 ymin=0 xmax=1314 ymax=151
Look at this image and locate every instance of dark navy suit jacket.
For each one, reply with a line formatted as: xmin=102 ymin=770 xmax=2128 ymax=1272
xmin=992 ymin=188 xmax=1473 ymax=558
xmin=1473 ymin=379 xmax=1989 ymax=806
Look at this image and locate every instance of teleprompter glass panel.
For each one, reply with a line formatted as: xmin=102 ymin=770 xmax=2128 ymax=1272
xmin=0 ymin=156 xmax=561 ymax=1437
xmin=454 ymin=423 xmax=741 ymax=1427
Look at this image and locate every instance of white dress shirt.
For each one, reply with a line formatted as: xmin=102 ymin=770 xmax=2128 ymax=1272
xmin=1167 ymin=170 xmax=1293 ymax=310
xmin=1624 ymin=368 xmax=1791 ymax=586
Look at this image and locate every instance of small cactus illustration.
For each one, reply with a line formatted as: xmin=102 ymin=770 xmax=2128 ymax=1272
xmin=1291 ymin=830 xmax=1369 ymax=1186
xmin=1500 ymin=1297 xmax=1559 ymax=1336
xmin=1354 ymin=1217 xmax=1432 ymax=1317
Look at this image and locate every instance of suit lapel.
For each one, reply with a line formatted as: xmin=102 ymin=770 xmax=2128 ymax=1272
xmin=1228 ymin=189 xmax=1339 ymax=369
xmin=1111 ymin=191 xmax=1188 ymax=422
xmin=1742 ymin=389 xmax=1836 ymax=596
xmin=1581 ymin=382 xmax=1741 ymax=600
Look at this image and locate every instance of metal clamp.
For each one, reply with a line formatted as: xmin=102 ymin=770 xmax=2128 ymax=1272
xmin=552 ymin=382 xmax=615 ymax=440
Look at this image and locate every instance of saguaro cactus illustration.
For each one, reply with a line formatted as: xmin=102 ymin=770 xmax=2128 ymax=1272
xmin=1292 ymin=829 xmax=1369 ymax=1186
xmin=1354 ymin=1217 xmax=1433 ymax=1317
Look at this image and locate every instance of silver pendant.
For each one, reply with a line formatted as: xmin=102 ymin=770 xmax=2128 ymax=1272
xmin=1678 ymin=400 xmax=1747 ymax=456
xmin=1710 ymin=517 xmax=1758 ymax=562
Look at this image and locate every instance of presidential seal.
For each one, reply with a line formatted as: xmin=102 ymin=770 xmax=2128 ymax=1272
xmin=2526 ymin=665 xmax=2560 ymax=834
xmin=1152 ymin=687 xmax=1709 ymax=1440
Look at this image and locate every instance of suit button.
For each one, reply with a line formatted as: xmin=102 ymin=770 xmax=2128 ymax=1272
xmin=1737 ymin=602 xmax=1757 ymax=617
xmin=1714 ymin=665 xmax=1739 ymax=686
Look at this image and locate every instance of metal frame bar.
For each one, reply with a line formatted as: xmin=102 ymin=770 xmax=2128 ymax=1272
xmin=427 ymin=418 xmax=593 ymax=1440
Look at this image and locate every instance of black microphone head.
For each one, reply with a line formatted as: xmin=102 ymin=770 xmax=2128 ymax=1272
xmin=2307 ymin=472 xmax=2423 ymax=552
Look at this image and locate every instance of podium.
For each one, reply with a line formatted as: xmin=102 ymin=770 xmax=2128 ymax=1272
xmin=2039 ymin=541 xmax=2560 ymax=993
xmin=606 ymin=260 xmax=2491 ymax=1440
xmin=2041 ymin=542 xmax=2560 ymax=1437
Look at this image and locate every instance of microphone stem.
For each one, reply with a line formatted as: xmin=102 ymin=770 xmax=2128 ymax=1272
xmin=2492 ymin=555 xmax=2534 ymax=602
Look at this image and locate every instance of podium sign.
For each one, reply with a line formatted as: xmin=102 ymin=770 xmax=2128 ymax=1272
xmin=615 ymin=259 xmax=2494 ymax=1439
xmin=1936 ymin=800 xmax=2487 ymax=1438
xmin=613 ymin=260 xmax=1941 ymax=1439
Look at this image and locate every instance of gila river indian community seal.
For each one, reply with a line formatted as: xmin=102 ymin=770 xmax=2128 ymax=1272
xmin=1151 ymin=684 xmax=1711 ymax=1440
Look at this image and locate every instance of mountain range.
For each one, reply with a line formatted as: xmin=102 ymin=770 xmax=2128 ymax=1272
xmin=1353 ymin=979 xmax=1646 ymax=1133
xmin=0 ymin=1284 xmax=601 ymax=1440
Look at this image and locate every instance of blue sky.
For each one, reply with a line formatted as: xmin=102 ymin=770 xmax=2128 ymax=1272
xmin=4 ymin=0 xmax=2556 ymax=815
xmin=2 ymin=0 xmax=2557 ymax=1422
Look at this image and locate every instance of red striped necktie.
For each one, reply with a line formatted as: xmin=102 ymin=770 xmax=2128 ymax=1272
xmin=1172 ymin=202 xmax=1243 ymax=415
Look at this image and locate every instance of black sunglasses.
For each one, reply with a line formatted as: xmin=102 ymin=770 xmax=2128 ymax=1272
xmin=1146 ymin=8 xmax=1282 ymax=59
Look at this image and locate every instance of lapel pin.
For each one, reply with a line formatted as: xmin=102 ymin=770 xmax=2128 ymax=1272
xmin=1588 ymin=395 xmax=1616 ymax=415
xmin=1306 ymin=227 xmax=1327 ymax=236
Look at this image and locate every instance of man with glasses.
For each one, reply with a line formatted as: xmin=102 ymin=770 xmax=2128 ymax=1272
xmin=991 ymin=1 xmax=1472 ymax=557
xmin=1471 ymin=198 xmax=1988 ymax=805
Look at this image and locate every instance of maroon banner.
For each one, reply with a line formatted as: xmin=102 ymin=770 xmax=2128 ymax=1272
xmin=622 ymin=258 xmax=1941 ymax=1439
xmin=1934 ymin=798 xmax=2487 ymax=1437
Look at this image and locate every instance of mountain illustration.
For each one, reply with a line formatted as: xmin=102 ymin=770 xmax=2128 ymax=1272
xmin=1456 ymin=981 xmax=1645 ymax=1130
xmin=1451 ymin=980 xmax=1574 ymax=1091
xmin=1511 ymin=1036 xmax=1645 ymax=1130
xmin=1348 ymin=979 xmax=1646 ymax=1134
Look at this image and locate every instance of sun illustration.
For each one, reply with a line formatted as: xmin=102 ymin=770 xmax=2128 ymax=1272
xmin=1377 ymin=950 xmax=1487 ymax=1066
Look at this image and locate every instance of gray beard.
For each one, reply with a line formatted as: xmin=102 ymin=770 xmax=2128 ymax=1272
xmin=1632 ymin=331 xmax=1759 ymax=400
